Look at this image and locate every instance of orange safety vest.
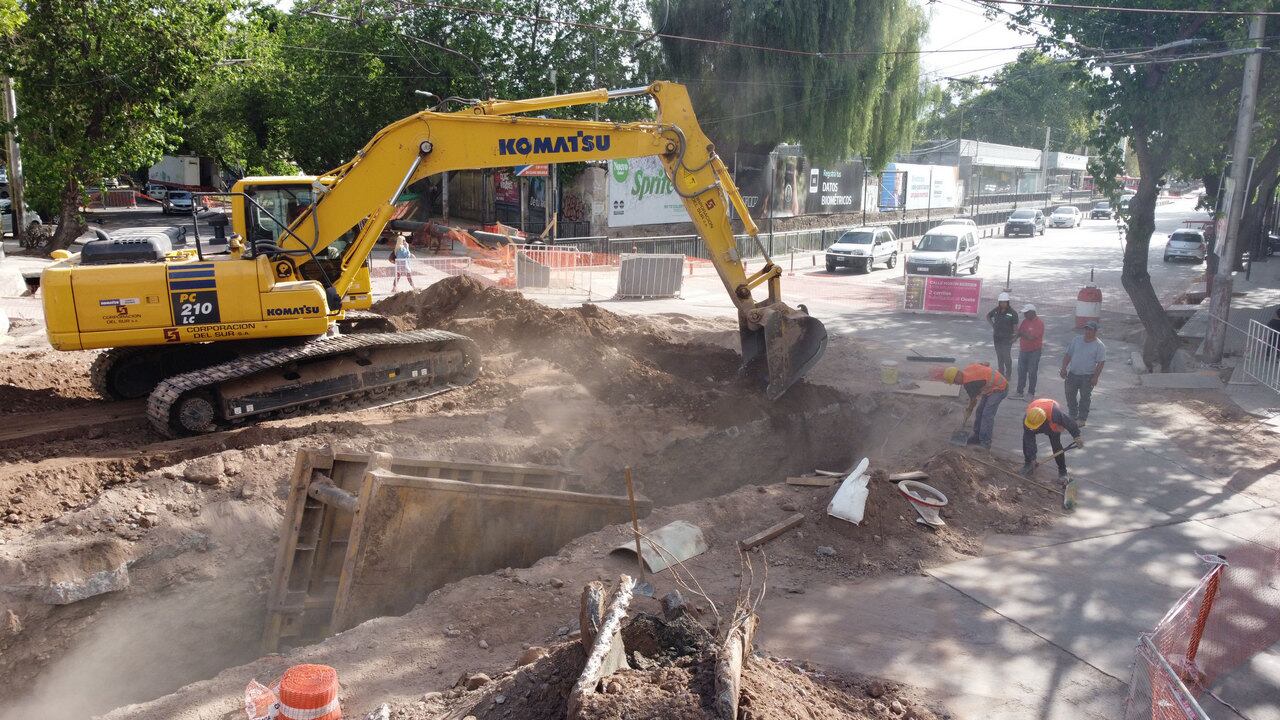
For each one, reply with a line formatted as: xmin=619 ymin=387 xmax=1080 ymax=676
xmin=960 ymin=363 xmax=1008 ymax=395
xmin=1027 ymin=398 xmax=1064 ymax=433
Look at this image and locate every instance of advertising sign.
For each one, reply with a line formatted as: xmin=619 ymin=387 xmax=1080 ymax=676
xmin=606 ymin=157 xmax=688 ymax=227
xmin=494 ymin=170 xmax=520 ymax=205
xmin=885 ymin=163 xmax=960 ymax=210
xmin=515 ymin=164 xmax=549 ymax=177
xmin=904 ymin=275 xmax=982 ymax=315
xmin=734 ymin=147 xmax=862 ymax=220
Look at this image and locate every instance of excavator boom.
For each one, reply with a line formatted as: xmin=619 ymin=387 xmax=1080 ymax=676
xmin=280 ymin=81 xmax=826 ymax=397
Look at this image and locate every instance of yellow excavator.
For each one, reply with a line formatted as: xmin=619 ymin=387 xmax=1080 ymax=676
xmin=40 ymin=82 xmax=827 ymax=436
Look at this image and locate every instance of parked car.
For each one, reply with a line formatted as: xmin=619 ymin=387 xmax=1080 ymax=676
xmin=1 ymin=204 xmax=42 ymax=236
xmin=825 ymin=227 xmax=898 ymax=273
xmin=144 ymin=182 xmax=169 ymax=200
xmin=1004 ymin=208 xmax=1045 ymax=237
xmin=1163 ymin=229 xmax=1207 ymax=263
xmin=906 ymin=225 xmax=980 ymax=276
xmin=1049 ymin=206 xmax=1082 ymax=228
xmin=939 ymin=217 xmax=977 ymax=230
xmin=1119 ymin=194 xmax=1134 ymax=213
xmin=163 ymin=190 xmax=194 ymax=215
xmin=1090 ymin=201 xmax=1113 ymax=219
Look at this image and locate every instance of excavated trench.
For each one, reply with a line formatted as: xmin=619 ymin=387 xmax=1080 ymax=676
xmin=0 ymin=277 xmax=905 ymax=717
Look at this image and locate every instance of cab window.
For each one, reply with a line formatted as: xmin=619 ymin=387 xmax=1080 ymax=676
xmin=246 ymin=184 xmax=357 ymax=258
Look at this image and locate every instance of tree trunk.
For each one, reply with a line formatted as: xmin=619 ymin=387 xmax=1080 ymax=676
xmin=50 ymin=177 xmax=85 ymax=250
xmin=1234 ymin=137 xmax=1280 ymax=267
xmin=1126 ymin=138 xmax=1180 ymax=371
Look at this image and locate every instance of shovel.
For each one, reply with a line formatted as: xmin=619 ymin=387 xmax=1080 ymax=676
xmin=1024 ymin=442 xmax=1080 ymax=511
xmin=623 ymin=467 xmax=655 ymax=598
xmin=949 ymin=402 xmax=976 ymax=446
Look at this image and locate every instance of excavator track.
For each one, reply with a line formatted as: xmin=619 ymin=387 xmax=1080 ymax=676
xmin=146 ymin=329 xmax=479 ymax=438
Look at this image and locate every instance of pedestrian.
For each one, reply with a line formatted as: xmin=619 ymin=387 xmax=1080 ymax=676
xmin=1020 ymin=398 xmax=1084 ymax=481
xmin=944 ymin=362 xmax=1009 ymax=449
xmin=1014 ymin=303 xmax=1044 ymax=398
xmin=391 ymin=236 xmax=416 ymax=293
xmin=1059 ymin=320 xmax=1106 ymax=427
xmin=1267 ymin=308 xmax=1280 ymax=360
xmin=987 ymin=292 xmax=1019 ymax=377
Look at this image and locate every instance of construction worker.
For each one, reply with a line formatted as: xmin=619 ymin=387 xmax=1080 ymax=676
xmin=1059 ymin=320 xmax=1106 ymax=427
xmin=944 ymin=362 xmax=1009 ymax=449
xmin=986 ymin=292 xmax=1019 ymax=377
xmin=1021 ymin=398 xmax=1084 ymax=480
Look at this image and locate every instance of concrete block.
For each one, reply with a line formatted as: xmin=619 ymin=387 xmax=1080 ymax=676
xmin=1138 ymin=372 xmax=1222 ymax=389
xmin=41 ymin=561 xmax=130 ymax=604
xmin=1129 ymin=351 xmax=1148 ymax=374
xmin=0 ymin=262 xmax=25 ymax=298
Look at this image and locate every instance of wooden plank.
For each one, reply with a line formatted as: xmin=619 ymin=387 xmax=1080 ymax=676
xmin=714 ymin=614 xmax=757 ymax=720
xmin=786 ymin=476 xmax=837 ymax=487
xmin=329 ymin=451 xmax=392 ymax=634
xmin=262 ymin=447 xmax=334 ymax=652
xmin=738 ymin=513 xmax=805 ymax=550
xmin=888 ymin=471 xmax=928 ymax=482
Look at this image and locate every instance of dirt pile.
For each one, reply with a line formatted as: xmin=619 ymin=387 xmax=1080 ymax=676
xmin=407 ymin=612 xmax=942 ymax=720
xmin=372 ymin=275 xmax=832 ymax=418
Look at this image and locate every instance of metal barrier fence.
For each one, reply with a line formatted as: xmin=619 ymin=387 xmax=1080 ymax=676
xmin=512 ymin=244 xmax=593 ymax=295
xmin=616 ymin=254 xmax=684 ymax=299
xmin=1241 ymin=318 xmax=1280 ymax=393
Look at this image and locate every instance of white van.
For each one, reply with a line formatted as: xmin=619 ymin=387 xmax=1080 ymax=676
xmin=907 ymin=225 xmax=980 ymax=276
xmin=824 ymin=227 xmax=898 ymax=273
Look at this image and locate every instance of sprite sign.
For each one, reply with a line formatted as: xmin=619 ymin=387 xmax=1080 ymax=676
xmin=607 ymin=156 xmax=687 ymax=227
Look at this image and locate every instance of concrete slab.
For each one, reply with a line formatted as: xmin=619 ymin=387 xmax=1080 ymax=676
xmin=979 ymin=478 xmax=1179 ymax=555
xmin=757 ymin=575 xmax=1128 ymax=720
xmin=894 ymin=380 xmax=960 ymax=398
xmin=1197 ymin=505 xmax=1280 ymax=550
xmin=928 ymin=520 xmax=1262 ymax=681
xmin=1137 ymin=372 xmax=1223 ymax=389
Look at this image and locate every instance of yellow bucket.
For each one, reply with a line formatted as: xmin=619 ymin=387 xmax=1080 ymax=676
xmin=880 ymin=360 xmax=899 ymax=385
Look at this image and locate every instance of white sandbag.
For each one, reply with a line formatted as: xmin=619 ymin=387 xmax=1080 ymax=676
xmin=826 ymin=457 xmax=870 ymax=525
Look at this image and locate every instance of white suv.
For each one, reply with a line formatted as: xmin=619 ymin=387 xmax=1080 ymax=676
xmin=825 ymin=227 xmax=898 ymax=273
xmin=907 ymin=225 xmax=980 ymax=276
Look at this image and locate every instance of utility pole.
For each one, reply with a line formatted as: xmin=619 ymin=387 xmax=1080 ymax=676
xmin=1206 ymin=12 xmax=1266 ymax=363
xmin=1041 ymin=126 xmax=1051 ymax=194
xmin=2 ymin=75 xmax=24 ymax=255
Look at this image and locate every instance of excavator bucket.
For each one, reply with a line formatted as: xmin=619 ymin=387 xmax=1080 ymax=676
xmin=739 ymin=303 xmax=828 ymax=400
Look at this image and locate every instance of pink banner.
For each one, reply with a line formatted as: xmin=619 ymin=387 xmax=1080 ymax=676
xmin=905 ymin=275 xmax=982 ymax=315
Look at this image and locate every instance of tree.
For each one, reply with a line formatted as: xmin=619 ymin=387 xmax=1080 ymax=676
xmin=1009 ymin=2 xmax=1260 ymax=370
xmin=0 ymin=0 xmax=24 ymax=37
xmin=917 ymin=50 xmax=1094 ymax=151
xmin=0 ymin=0 xmax=234 ymax=248
xmin=187 ymin=0 xmax=661 ymax=176
xmin=650 ymin=0 xmax=927 ymax=167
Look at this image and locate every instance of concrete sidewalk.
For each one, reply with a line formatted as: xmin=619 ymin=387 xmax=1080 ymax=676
xmin=754 ymin=298 xmax=1280 ymax=720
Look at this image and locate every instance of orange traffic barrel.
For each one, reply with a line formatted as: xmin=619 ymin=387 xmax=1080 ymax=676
xmin=278 ymin=664 xmax=342 ymax=720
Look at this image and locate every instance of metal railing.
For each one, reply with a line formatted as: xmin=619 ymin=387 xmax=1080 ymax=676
xmin=1242 ymin=318 xmax=1280 ymax=393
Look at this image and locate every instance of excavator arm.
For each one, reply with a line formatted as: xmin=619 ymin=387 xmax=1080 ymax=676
xmin=277 ymin=81 xmax=826 ymax=398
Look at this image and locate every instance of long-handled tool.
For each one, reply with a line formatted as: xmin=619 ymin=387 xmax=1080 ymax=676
xmin=949 ymin=401 xmax=976 ymax=446
xmin=1024 ymin=441 xmax=1080 ymax=511
xmin=624 ymin=467 xmax=655 ymax=597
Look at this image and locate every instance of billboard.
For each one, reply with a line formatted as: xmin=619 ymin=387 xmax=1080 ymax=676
xmin=885 ymin=163 xmax=960 ymax=211
xmin=734 ymin=147 xmax=862 ymax=220
xmin=606 ymin=157 xmax=689 ymax=227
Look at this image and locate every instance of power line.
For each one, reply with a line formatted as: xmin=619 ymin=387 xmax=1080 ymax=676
xmin=974 ymin=1 xmax=1280 ymax=17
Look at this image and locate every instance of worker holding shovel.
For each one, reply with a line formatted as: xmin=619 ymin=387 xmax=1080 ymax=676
xmin=1021 ymin=398 xmax=1084 ymax=510
xmin=943 ymin=363 xmax=1009 ymax=450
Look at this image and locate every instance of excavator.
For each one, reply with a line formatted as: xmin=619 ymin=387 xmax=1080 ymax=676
xmin=40 ymin=82 xmax=828 ymax=437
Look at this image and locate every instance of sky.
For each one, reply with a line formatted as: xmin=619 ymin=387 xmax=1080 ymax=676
xmin=918 ymin=0 xmax=1044 ymax=82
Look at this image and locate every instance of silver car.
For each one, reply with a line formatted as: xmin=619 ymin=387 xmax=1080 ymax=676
xmin=1049 ymin=206 xmax=1082 ymax=228
xmin=1 ymin=204 xmax=42 ymax=236
xmin=1163 ymin=229 xmax=1207 ymax=263
xmin=163 ymin=190 xmax=194 ymax=215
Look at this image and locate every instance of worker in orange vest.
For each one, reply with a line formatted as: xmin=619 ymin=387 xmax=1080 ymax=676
xmin=1021 ymin=398 xmax=1084 ymax=480
xmin=944 ymin=362 xmax=1009 ymax=449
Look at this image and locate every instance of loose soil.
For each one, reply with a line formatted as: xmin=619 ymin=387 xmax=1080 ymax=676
xmin=0 ymin=276 xmax=1057 ymax=718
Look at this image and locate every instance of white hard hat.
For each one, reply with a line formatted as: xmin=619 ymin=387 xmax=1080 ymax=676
xmin=998 ymin=292 xmax=1011 ymax=302
xmin=1022 ymin=303 xmax=1036 ymax=313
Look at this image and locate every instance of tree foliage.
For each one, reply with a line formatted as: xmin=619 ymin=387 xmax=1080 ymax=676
xmin=0 ymin=0 xmax=24 ymax=37
xmin=917 ymin=50 xmax=1094 ymax=151
xmin=651 ymin=0 xmax=927 ymax=167
xmin=1010 ymin=1 xmax=1262 ymax=369
xmin=1 ymin=0 xmax=233 ymax=246
xmin=187 ymin=0 xmax=660 ymax=175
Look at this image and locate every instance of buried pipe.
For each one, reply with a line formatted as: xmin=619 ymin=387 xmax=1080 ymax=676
xmin=307 ymin=473 xmax=359 ymax=514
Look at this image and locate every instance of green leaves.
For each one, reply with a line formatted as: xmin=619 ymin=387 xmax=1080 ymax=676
xmin=3 ymin=0 xmax=234 ymax=218
xmin=652 ymin=0 xmax=926 ymax=167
